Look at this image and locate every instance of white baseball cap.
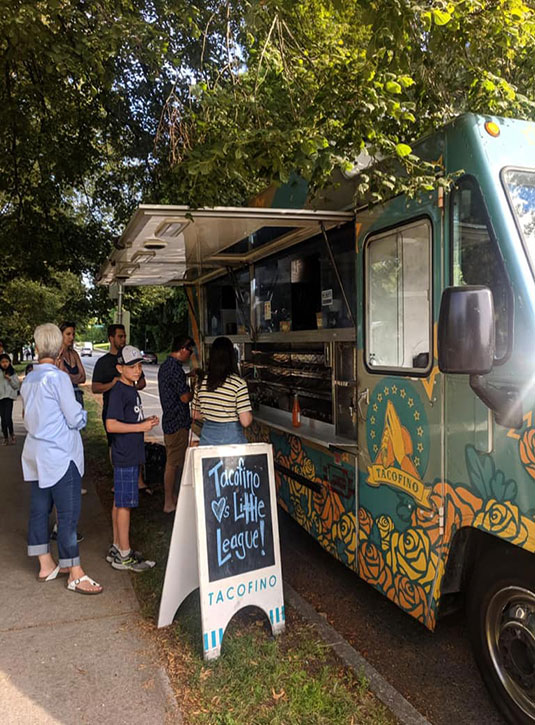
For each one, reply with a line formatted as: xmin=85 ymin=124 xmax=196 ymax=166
xmin=117 ymin=345 xmax=143 ymax=366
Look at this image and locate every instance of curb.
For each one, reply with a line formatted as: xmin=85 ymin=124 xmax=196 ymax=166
xmin=285 ymin=584 xmax=432 ymax=725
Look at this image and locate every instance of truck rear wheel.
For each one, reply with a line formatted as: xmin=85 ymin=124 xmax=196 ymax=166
xmin=467 ymin=546 xmax=535 ymax=724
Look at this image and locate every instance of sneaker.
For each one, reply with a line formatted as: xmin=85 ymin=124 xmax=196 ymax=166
xmin=111 ymin=550 xmax=156 ymax=572
xmin=131 ymin=549 xmax=156 ymax=568
xmin=106 ymin=544 xmax=119 ymax=563
xmin=50 ymin=524 xmax=84 ymax=543
xmin=106 ymin=544 xmax=145 ymax=564
xmin=2 ymin=439 xmax=7 ymax=446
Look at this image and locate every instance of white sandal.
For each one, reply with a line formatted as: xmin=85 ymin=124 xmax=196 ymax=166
xmin=37 ymin=564 xmax=68 ymax=582
xmin=66 ymin=575 xmax=103 ymax=595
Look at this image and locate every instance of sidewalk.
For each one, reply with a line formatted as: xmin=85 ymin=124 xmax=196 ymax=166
xmin=0 ymin=400 xmax=179 ymax=724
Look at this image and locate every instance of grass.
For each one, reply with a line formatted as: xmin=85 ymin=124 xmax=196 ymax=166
xmin=83 ymin=393 xmax=396 ymax=725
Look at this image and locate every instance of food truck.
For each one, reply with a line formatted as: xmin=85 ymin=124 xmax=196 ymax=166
xmin=99 ymin=114 xmax=535 ymax=724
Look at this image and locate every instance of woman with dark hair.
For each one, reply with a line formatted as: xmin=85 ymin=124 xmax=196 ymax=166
xmin=193 ymin=336 xmax=253 ymax=446
xmin=0 ymin=353 xmax=20 ymax=444
xmin=56 ymin=322 xmax=86 ymax=407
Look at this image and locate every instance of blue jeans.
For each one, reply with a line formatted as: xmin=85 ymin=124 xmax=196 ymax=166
xmin=27 ymin=460 xmax=81 ymax=567
xmin=199 ymin=420 xmax=247 ymax=446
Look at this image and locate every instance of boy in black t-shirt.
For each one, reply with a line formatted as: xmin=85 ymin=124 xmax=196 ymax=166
xmin=105 ymin=346 xmax=159 ymax=571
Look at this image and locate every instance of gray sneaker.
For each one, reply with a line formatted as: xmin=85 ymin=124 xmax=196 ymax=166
xmin=106 ymin=544 xmax=145 ymax=564
xmin=111 ymin=550 xmax=156 ymax=572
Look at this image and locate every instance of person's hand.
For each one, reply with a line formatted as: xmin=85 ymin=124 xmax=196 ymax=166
xmin=3 ymin=372 xmax=10 ymax=379
xmin=142 ymin=416 xmax=159 ymax=431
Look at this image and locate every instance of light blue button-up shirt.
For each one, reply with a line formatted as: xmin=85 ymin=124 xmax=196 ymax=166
xmin=21 ymin=364 xmax=87 ymax=488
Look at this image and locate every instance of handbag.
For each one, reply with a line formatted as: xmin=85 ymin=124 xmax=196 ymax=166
xmin=74 ymin=387 xmax=84 ymax=408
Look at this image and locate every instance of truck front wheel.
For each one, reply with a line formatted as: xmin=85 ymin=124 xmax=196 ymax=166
xmin=467 ymin=547 xmax=535 ymax=724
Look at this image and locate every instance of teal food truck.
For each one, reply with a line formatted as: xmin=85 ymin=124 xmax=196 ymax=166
xmin=99 ymin=114 xmax=535 ymax=723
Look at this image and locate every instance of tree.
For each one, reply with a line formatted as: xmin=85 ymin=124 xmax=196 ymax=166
xmin=159 ymin=0 xmax=535 ymax=206
xmin=0 ymin=271 xmax=91 ymax=356
xmin=123 ymin=286 xmax=188 ymax=351
xmin=0 ymin=0 xmax=238 ymax=282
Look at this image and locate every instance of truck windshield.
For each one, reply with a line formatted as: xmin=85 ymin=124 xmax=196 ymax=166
xmin=503 ymin=168 xmax=535 ymax=267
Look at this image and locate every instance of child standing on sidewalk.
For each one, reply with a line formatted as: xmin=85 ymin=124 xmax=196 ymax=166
xmin=105 ymin=345 xmax=159 ymax=571
xmin=0 ymin=353 xmax=20 ymax=444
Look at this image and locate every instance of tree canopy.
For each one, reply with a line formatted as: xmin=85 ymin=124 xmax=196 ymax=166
xmin=162 ymin=0 xmax=535 ymax=205
xmin=3 ymin=0 xmax=535 ymax=350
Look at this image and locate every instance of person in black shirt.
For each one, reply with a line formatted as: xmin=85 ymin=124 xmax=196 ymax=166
xmin=91 ymin=324 xmax=150 ymax=494
xmin=105 ymin=345 xmax=158 ymax=571
xmin=157 ymin=336 xmax=194 ymax=513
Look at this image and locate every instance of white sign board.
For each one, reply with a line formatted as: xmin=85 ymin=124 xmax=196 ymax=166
xmin=158 ymin=443 xmax=285 ymax=660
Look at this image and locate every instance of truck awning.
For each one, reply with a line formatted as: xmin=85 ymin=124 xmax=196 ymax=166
xmin=97 ymin=205 xmax=354 ymax=287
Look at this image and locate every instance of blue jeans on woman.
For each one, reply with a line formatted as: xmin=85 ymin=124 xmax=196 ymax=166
xmin=27 ymin=460 xmax=81 ymax=567
xmin=199 ymin=420 xmax=247 ymax=446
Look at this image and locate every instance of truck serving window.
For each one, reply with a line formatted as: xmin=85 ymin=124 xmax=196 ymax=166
xmin=365 ymin=219 xmax=431 ymax=372
xmin=502 ymin=168 xmax=535 ymax=269
xmin=206 ymin=268 xmax=250 ymax=336
xmin=452 ymin=176 xmax=511 ymax=361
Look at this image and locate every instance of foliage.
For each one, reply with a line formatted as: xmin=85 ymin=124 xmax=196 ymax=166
xmin=0 ymin=270 xmax=91 ymax=354
xmin=4 ymin=0 xmax=535 ymax=339
xmin=0 ymin=0 xmax=235 ymax=282
xmin=160 ymin=0 xmax=535 ymax=206
xmin=123 ymin=286 xmax=189 ymax=351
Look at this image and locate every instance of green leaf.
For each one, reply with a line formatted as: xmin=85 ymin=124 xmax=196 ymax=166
xmin=395 ymin=143 xmax=412 ymax=157
xmin=385 ymin=81 xmax=402 ymax=94
xmin=398 ymin=75 xmax=415 ymax=88
xmin=432 ymin=9 xmax=452 ymax=25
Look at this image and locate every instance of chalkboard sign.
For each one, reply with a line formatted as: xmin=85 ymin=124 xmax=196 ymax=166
xmin=202 ymin=453 xmax=275 ymax=582
xmin=158 ymin=443 xmax=285 ymax=661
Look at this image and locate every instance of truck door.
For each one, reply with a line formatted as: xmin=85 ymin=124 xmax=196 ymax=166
xmin=356 ymin=208 xmax=445 ymax=628
xmin=445 ymin=175 xmax=513 ymax=480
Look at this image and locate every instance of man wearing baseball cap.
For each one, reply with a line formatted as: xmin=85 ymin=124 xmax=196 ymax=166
xmin=104 ymin=345 xmax=159 ymax=571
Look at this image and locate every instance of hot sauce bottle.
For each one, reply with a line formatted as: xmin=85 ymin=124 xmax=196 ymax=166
xmin=292 ymin=393 xmax=301 ymax=428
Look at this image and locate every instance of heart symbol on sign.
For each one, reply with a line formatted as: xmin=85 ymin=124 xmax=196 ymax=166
xmin=211 ymin=497 xmax=227 ymax=523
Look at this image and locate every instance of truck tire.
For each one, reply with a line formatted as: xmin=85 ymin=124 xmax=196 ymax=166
xmin=467 ymin=545 xmax=535 ymax=724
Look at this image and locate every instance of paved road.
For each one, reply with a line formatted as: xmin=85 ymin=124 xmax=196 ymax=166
xmin=82 ymin=350 xmax=165 ymax=442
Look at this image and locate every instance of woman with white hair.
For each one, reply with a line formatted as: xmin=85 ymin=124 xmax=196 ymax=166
xmin=21 ymin=323 xmax=102 ymax=594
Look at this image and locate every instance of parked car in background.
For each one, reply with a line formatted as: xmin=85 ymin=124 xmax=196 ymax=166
xmin=81 ymin=342 xmax=93 ymax=357
xmin=141 ymin=350 xmax=158 ymax=364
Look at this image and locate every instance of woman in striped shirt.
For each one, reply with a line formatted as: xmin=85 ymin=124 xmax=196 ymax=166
xmin=193 ymin=337 xmax=252 ymax=446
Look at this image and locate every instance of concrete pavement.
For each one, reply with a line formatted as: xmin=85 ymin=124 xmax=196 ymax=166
xmin=0 ymin=398 xmax=179 ymax=724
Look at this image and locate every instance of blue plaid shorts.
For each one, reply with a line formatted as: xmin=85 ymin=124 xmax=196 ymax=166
xmin=113 ymin=465 xmax=139 ymax=508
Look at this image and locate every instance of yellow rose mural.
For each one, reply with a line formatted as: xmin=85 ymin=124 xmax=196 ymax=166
xmin=389 ymin=576 xmax=428 ymax=621
xmin=357 ymin=439 xmax=535 ymax=628
xmin=358 ymin=506 xmax=373 ymax=541
xmin=358 ymin=541 xmax=393 ymax=593
xmin=474 ymin=499 xmax=535 ymax=548
xmin=520 ymin=427 xmax=535 ymax=481
xmin=333 ymin=512 xmax=356 ymax=567
xmin=377 ymin=514 xmax=395 ymax=551
xmin=386 ymin=527 xmax=437 ymax=590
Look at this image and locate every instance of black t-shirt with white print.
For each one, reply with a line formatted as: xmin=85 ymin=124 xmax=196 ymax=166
xmin=105 ymin=380 xmax=146 ymax=467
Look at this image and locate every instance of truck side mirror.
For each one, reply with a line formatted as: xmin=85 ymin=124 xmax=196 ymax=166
xmin=438 ymin=286 xmax=495 ymax=374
